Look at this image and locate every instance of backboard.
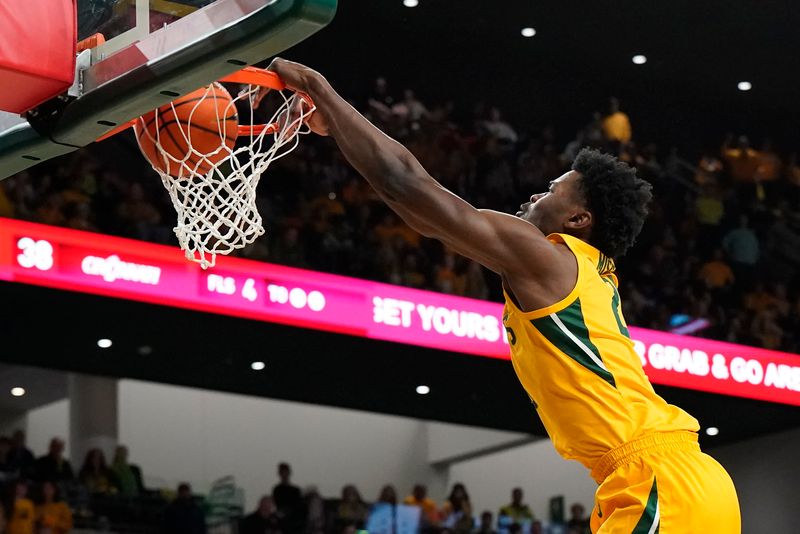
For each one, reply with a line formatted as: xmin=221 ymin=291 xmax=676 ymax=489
xmin=0 ymin=0 xmax=336 ymax=180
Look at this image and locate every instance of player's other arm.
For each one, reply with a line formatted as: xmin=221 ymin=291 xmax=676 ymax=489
xmin=269 ymin=59 xmax=558 ymax=275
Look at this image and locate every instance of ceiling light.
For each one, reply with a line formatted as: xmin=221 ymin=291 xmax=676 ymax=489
xmin=138 ymin=345 xmax=152 ymax=356
xmin=403 ymin=0 xmax=418 ymax=7
xmin=251 ymin=361 xmax=266 ymax=371
xmin=737 ymin=81 xmax=752 ymax=91
xmin=705 ymin=427 xmax=719 ymax=436
xmin=10 ymin=387 xmax=25 ymax=397
xmin=97 ymin=338 xmax=112 ymax=349
xmin=415 ymin=385 xmax=430 ymax=395
xmin=632 ymin=54 xmax=647 ymax=65
xmin=521 ymin=27 xmax=536 ymax=38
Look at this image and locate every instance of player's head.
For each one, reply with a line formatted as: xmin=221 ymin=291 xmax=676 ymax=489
xmin=516 ymin=148 xmax=652 ymax=258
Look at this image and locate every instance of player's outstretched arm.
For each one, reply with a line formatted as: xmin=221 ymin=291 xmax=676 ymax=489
xmin=268 ymin=58 xmax=558 ymax=275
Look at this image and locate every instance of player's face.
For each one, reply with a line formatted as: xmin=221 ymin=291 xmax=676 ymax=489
xmin=516 ymin=171 xmax=586 ymax=234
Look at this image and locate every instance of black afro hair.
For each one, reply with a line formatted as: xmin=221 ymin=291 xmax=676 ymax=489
xmin=572 ymin=148 xmax=652 ymax=259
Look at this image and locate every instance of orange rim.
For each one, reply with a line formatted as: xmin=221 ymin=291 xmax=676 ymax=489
xmin=94 ymin=67 xmax=313 ymax=141
xmin=218 ymin=66 xmax=286 ymax=90
xmin=221 ymin=67 xmax=315 ymax=136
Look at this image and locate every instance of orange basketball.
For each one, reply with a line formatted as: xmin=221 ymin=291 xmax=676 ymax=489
xmin=135 ymin=83 xmax=239 ymax=176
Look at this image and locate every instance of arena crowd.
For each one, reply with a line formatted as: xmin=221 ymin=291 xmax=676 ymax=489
xmin=2 ymin=78 xmax=800 ymax=353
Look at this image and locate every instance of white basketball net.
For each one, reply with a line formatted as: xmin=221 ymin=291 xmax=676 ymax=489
xmin=137 ymin=83 xmax=314 ymax=269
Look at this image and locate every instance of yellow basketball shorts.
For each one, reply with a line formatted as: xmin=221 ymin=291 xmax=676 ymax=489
xmin=588 ymin=431 xmax=741 ymax=533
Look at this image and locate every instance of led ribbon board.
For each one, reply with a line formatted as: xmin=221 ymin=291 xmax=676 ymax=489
xmin=1 ymin=218 xmax=798 ymax=406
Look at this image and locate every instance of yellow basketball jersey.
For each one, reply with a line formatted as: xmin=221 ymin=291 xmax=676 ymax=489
xmin=502 ymin=233 xmax=699 ymax=471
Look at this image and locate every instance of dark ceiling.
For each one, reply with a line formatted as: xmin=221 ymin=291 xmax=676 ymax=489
xmin=2 ymin=281 xmax=799 ymax=449
xmin=285 ymin=0 xmax=800 ymax=152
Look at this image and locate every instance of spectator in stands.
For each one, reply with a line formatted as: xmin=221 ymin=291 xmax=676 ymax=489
xmin=722 ymin=134 xmax=761 ymax=182
xmin=601 ymin=97 xmax=632 ymax=149
xmin=744 ymin=281 xmax=777 ymax=313
xmin=35 ymin=480 xmax=73 ymax=534
xmin=336 ymin=484 xmax=368 ymax=531
xmin=434 ymin=253 xmax=459 ymax=294
xmin=771 ymin=283 xmax=791 ymax=317
xmin=694 ymin=183 xmax=725 ymax=251
xmin=272 ymin=462 xmax=304 ymax=533
xmin=785 ymin=152 xmax=800 ymax=205
xmin=163 ymin=482 xmax=206 ymax=534
xmin=565 ymin=503 xmax=590 ymax=534
xmin=304 ymin=486 xmax=326 ymax=534
xmin=116 ymin=182 xmax=164 ymax=241
xmin=0 ymin=437 xmax=16 ymax=480
xmin=270 ymin=227 xmax=308 ymax=268
xmin=475 ymin=511 xmax=496 ymax=534
xmin=402 ymin=484 xmax=439 ymax=528
xmin=376 ymin=485 xmax=397 ymax=505
xmin=0 ymin=179 xmax=14 ymax=218
xmin=79 ymin=448 xmax=118 ymax=495
xmin=5 ymin=85 xmax=798 ymax=354
xmin=240 ymin=495 xmax=282 ymax=534
xmin=482 ymin=107 xmax=518 ymax=146
xmin=63 ymin=201 xmax=97 ymax=233
xmin=695 ymin=151 xmax=723 ymax=186
xmin=110 ymin=445 xmax=144 ymax=497
xmin=5 ymin=480 xmax=35 ymax=534
xmin=497 ymin=488 xmax=534 ymax=532
xmin=367 ymin=77 xmax=395 ymax=110
xmin=722 ymin=215 xmax=759 ymax=288
xmin=8 ymin=430 xmax=35 ymax=479
xmin=392 ymin=90 xmax=429 ymax=125
xmin=440 ymin=483 xmax=473 ymax=533
xmin=32 ymin=439 xmax=74 ymax=484
xmin=697 ymin=249 xmax=735 ymax=290
xmin=756 ymin=139 xmax=782 ymax=183
xmin=35 ymin=193 xmax=66 ymax=228
xmin=751 ymin=305 xmax=784 ymax=350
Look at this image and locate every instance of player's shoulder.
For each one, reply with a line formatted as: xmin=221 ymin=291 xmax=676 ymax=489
xmin=479 ymin=209 xmax=563 ymax=250
xmin=476 ymin=210 xmax=577 ymax=281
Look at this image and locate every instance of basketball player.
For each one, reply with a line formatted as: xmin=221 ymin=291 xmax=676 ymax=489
xmin=266 ymin=58 xmax=741 ymax=533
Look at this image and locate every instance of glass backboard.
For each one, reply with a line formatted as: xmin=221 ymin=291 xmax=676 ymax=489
xmin=0 ymin=0 xmax=336 ymax=180
xmin=80 ymin=0 xmax=281 ymax=91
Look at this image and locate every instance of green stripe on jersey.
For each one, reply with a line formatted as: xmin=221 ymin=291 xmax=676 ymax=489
xmin=632 ymin=478 xmax=660 ymax=534
xmin=603 ymin=277 xmax=630 ymax=338
xmin=530 ymin=298 xmax=616 ymax=387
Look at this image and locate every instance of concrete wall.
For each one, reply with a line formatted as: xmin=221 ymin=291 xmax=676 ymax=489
xmin=116 ymin=380 xmax=440 ymax=509
xmin=26 ymin=398 xmax=70 ymax=458
xmin=446 ymin=438 xmax=596 ymax=521
xmin=709 ymin=427 xmax=800 ymax=534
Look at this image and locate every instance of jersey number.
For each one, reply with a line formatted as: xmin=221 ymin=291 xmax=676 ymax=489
xmin=505 ymin=326 xmax=517 ymax=346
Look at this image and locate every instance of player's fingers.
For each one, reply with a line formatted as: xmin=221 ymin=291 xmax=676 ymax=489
xmin=253 ymin=87 xmax=272 ymax=108
xmin=266 ymin=57 xmax=315 ymax=93
xmin=266 ymin=57 xmax=285 ymax=74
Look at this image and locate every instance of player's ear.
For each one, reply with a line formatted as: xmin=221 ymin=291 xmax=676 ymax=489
xmin=565 ymin=208 xmax=592 ymax=231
